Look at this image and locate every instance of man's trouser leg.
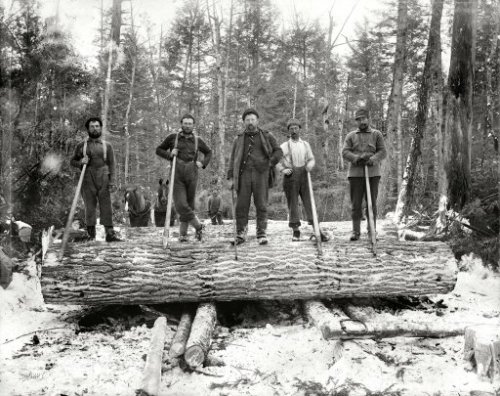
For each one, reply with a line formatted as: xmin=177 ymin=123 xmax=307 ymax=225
xmin=235 ymin=169 xmax=252 ymax=237
xmin=216 ymin=213 xmax=223 ymax=225
xmin=365 ymin=176 xmax=381 ymax=232
xmin=253 ymin=168 xmax=269 ymax=238
xmin=184 ymin=164 xmax=201 ymax=231
xmin=173 ymin=162 xmax=196 ymax=224
xmin=297 ymin=167 xmax=314 ymax=225
xmin=283 ymin=169 xmax=301 ymax=229
xmin=349 ymin=177 xmax=364 ymax=235
xmin=81 ymin=177 xmax=98 ymax=227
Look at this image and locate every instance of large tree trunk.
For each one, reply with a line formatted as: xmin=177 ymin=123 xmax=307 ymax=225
xmin=394 ymin=0 xmax=444 ymax=226
xmin=378 ymin=0 xmax=408 ymax=215
xmin=442 ymin=0 xmax=477 ymax=211
xmin=41 ymin=223 xmax=457 ymax=305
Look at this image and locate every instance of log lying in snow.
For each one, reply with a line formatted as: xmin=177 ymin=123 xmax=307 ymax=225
xmin=41 ymin=224 xmax=457 ymax=305
xmin=139 ymin=316 xmax=168 ymax=396
xmin=169 ymin=311 xmax=193 ymax=358
xmin=464 ymin=325 xmax=500 ymax=381
xmin=184 ymin=303 xmax=217 ymax=369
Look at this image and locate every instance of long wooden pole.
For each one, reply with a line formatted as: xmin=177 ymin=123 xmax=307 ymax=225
xmin=231 ymin=188 xmax=238 ymax=260
xmin=307 ymin=171 xmax=322 ymax=255
xmin=364 ymin=165 xmax=377 ymax=256
xmin=60 ymin=139 xmax=88 ymax=259
xmin=162 ymin=157 xmax=177 ymax=249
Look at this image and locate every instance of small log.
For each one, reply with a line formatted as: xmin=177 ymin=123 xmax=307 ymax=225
xmin=303 ymin=300 xmax=346 ymax=339
xmin=0 ymin=248 xmax=13 ymax=289
xmin=184 ymin=303 xmax=217 ymax=369
xmin=139 ymin=316 xmax=168 ymax=396
xmin=169 ymin=311 xmax=193 ymax=358
xmin=464 ymin=325 xmax=500 ymax=381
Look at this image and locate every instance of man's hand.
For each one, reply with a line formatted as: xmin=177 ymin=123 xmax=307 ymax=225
xmin=196 ymin=161 xmax=203 ymax=169
xmin=305 ymin=162 xmax=314 ymax=172
xmin=353 ymin=155 xmax=363 ymax=166
xmin=366 ymin=157 xmax=374 ymax=166
xmin=282 ymin=168 xmax=293 ymax=176
xmin=227 ymin=179 xmax=234 ymax=190
xmin=171 ymin=148 xmax=179 ymax=157
xmin=109 ymin=184 xmax=117 ymax=193
xmin=360 ymin=152 xmax=372 ymax=161
xmin=81 ymin=156 xmax=89 ymax=165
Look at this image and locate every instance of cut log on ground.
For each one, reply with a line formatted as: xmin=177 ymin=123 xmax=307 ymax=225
xmin=184 ymin=302 xmax=217 ymax=369
xmin=138 ymin=316 xmax=168 ymax=396
xmin=464 ymin=325 xmax=500 ymax=381
xmin=303 ymin=300 xmax=351 ymax=339
xmin=169 ymin=311 xmax=193 ymax=358
xmin=41 ymin=223 xmax=458 ymax=305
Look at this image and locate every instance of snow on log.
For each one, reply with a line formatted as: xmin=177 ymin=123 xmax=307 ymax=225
xmin=139 ymin=316 xmax=168 ymax=396
xmin=184 ymin=302 xmax=217 ymax=369
xmin=41 ymin=224 xmax=457 ymax=305
xmin=169 ymin=311 xmax=193 ymax=358
xmin=464 ymin=325 xmax=500 ymax=381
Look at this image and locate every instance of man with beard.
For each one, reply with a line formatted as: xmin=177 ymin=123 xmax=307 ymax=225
xmin=342 ymin=108 xmax=387 ymax=241
xmin=70 ymin=117 xmax=122 ymax=242
xmin=156 ymin=114 xmax=212 ymax=242
xmin=277 ymin=118 xmax=330 ymax=242
xmin=227 ymin=108 xmax=283 ymax=245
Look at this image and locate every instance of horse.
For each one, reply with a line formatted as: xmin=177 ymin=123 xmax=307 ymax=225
xmin=154 ymin=179 xmax=176 ymax=227
xmin=124 ymin=186 xmax=151 ymax=227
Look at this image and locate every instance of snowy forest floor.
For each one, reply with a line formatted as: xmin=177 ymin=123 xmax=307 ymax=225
xmin=0 ymin=220 xmax=499 ymax=396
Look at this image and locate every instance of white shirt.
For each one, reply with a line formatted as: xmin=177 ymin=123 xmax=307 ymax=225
xmin=277 ymin=138 xmax=315 ymax=172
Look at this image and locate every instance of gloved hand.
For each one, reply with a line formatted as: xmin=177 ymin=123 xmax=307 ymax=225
xmin=282 ymin=168 xmax=293 ymax=176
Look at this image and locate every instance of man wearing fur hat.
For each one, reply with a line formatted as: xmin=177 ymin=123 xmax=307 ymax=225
xmin=227 ymin=108 xmax=283 ymax=245
xmin=70 ymin=117 xmax=122 ymax=242
xmin=156 ymin=114 xmax=212 ymax=242
xmin=342 ymin=108 xmax=387 ymax=241
xmin=277 ymin=118 xmax=330 ymax=242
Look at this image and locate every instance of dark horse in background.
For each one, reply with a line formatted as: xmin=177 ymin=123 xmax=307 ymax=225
xmin=124 ymin=186 xmax=151 ymax=227
xmin=154 ymin=179 xmax=176 ymax=227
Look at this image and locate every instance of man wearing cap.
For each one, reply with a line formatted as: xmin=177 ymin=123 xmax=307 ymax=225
xmin=70 ymin=117 xmax=122 ymax=242
xmin=227 ymin=108 xmax=283 ymax=245
xmin=342 ymin=108 xmax=387 ymax=241
xmin=277 ymin=118 xmax=330 ymax=242
xmin=156 ymin=114 xmax=212 ymax=242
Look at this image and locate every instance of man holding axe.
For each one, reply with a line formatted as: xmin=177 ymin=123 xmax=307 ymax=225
xmin=70 ymin=117 xmax=122 ymax=242
xmin=342 ymin=108 xmax=387 ymax=242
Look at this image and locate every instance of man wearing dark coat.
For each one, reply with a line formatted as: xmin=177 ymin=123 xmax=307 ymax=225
xmin=70 ymin=117 xmax=121 ymax=242
xmin=156 ymin=114 xmax=212 ymax=242
xmin=208 ymin=191 xmax=223 ymax=225
xmin=342 ymin=108 xmax=387 ymax=241
xmin=227 ymin=108 xmax=283 ymax=245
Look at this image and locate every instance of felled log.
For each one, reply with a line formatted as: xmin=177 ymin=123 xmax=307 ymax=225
xmin=184 ymin=303 xmax=217 ymax=369
xmin=464 ymin=325 xmax=500 ymax=381
xmin=41 ymin=224 xmax=457 ymax=305
xmin=169 ymin=311 xmax=193 ymax=358
xmin=139 ymin=316 xmax=168 ymax=396
xmin=304 ymin=300 xmax=348 ymax=339
xmin=0 ymin=248 xmax=13 ymax=289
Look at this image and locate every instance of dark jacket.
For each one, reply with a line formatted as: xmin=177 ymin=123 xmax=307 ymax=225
xmin=342 ymin=127 xmax=387 ymax=177
xmin=156 ymin=132 xmax=212 ymax=168
xmin=71 ymin=138 xmax=116 ymax=185
xmin=227 ymin=128 xmax=283 ymax=192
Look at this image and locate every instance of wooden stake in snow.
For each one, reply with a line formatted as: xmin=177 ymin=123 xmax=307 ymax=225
xmin=169 ymin=311 xmax=193 ymax=358
xmin=184 ymin=303 xmax=217 ymax=369
xmin=139 ymin=316 xmax=168 ymax=396
xmin=464 ymin=325 xmax=500 ymax=381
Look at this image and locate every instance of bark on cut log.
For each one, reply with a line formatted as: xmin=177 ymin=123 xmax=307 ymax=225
xmin=139 ymin=316 xmax=168 ymax=396
xmin=41 ymin=224 xmax=457 ymax=305
xmin=464 ymin=325 xmax=500 ymax=381
xmin=169 ymin=311 xmax=193 ymax=358
xmin=184 ymin=303 xmax=217 ymax=369
xmin=303 ymin=300 xmax=346 ymax=339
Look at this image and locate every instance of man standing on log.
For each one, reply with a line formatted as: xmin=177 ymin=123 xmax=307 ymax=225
xmin=70 ymin=117 xmax=122 ymax=242
xmin=342 ymin=108 xmax=387 ymax=241
xmin=227 ymin=108 xmax=283 ymax=245
xmin=156 ymin=114 xmax=212 ymax=242
xmin=277 ymin=118 xmax=330 ymax=242
xmin=208 ymin=191 xmax=223 ymax=225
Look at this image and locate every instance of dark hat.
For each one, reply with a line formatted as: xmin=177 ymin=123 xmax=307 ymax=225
xmin=180 ymin=113 xmax=195 ymax=123
xmin=287 ymin=118 xmax=301 ymax=129
xmin=242 ymin=108 xmax=259 ymax=120
xmin=354 ymin=108 xmax=369 ymax=120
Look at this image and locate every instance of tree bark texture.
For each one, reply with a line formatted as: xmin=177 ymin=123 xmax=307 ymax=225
xmin=41 ymin=223 xmax=457 ymax=305
xmin=184 ymin=302 xmax=217 ymax=369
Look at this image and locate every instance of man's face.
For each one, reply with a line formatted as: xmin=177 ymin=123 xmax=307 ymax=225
xmin=88 ymin=121 xmax=102 ymax=138
xmin=181 ymin=118 xmax=194 ymax=134
xmin=244 ymin=114 xmax=258 ymax=131
xmin=356 ymin=116 xmax=369 ymax=130
xmin=289 ymin=125 xmax=300 ymax=140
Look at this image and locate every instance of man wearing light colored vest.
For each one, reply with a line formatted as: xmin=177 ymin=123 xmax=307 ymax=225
xmin=277 ymin=118 xmax=330 ymax=242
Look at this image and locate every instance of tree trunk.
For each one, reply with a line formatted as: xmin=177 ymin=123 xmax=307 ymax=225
xmin=184 ymin=302 xmax=217 ymax=369
xmin=378 ymin=0 xmax=408 ymax=215
xmin=124 ymin=58 xmax=136 ymax=184
xmin=394 ymin=0 xmax=444 ymax=226
xmin=41 ymin=223 xmax=457 ymax=305
xmin=169 ymin=311 xmax=193 ymax=358
xmin=442 ymin=0 xmax=477 ymax=211
xmin=110 ymin=0 xmax=122 ymax=47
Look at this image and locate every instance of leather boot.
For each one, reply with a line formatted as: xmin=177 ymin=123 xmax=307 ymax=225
xmin=105 ymin=226 xmax=122 ymax=242
xmin=350 ymin=220 xmax=361 ymax=241
xmin=86 ymin=226 xmax=96 ymax=241
xmin=179 ymin=221 xmax=189 ymax=242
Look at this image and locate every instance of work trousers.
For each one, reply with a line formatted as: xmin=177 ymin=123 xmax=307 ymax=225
xmin=209 ymin=212 xmax=223 ymax=225
xmin=173 ymin=160 xmax=198 ymax=223
xmin=81 ymin=166 xmax=113 ymax=226
xmin=349 ymin=176 xmax=380 ymax=231
xmin=236 ymin=167 xmax=269 ymax=238
xmin=283 ymin=166 xmax=313 ymax=229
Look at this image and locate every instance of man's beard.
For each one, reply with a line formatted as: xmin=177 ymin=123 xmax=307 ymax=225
xmin=182 ymin=127 xmax=193 ymax=134
xmin=89 ymin=131 xmax=102 ymax=139
xmin=291 ymin=132 xmax=299 ymax=140
xmin=359 ymin=123 xmax=368 ymax=131
xmin=246 ymin=124 xmax=256 ymax=132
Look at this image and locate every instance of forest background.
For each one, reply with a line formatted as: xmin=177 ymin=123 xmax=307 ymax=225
xmin=0 ymin=0 xmax=498 ymax=267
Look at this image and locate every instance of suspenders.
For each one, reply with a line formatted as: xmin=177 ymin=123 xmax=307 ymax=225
xmin=174 ymin=132 xmax=198 ymax=162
